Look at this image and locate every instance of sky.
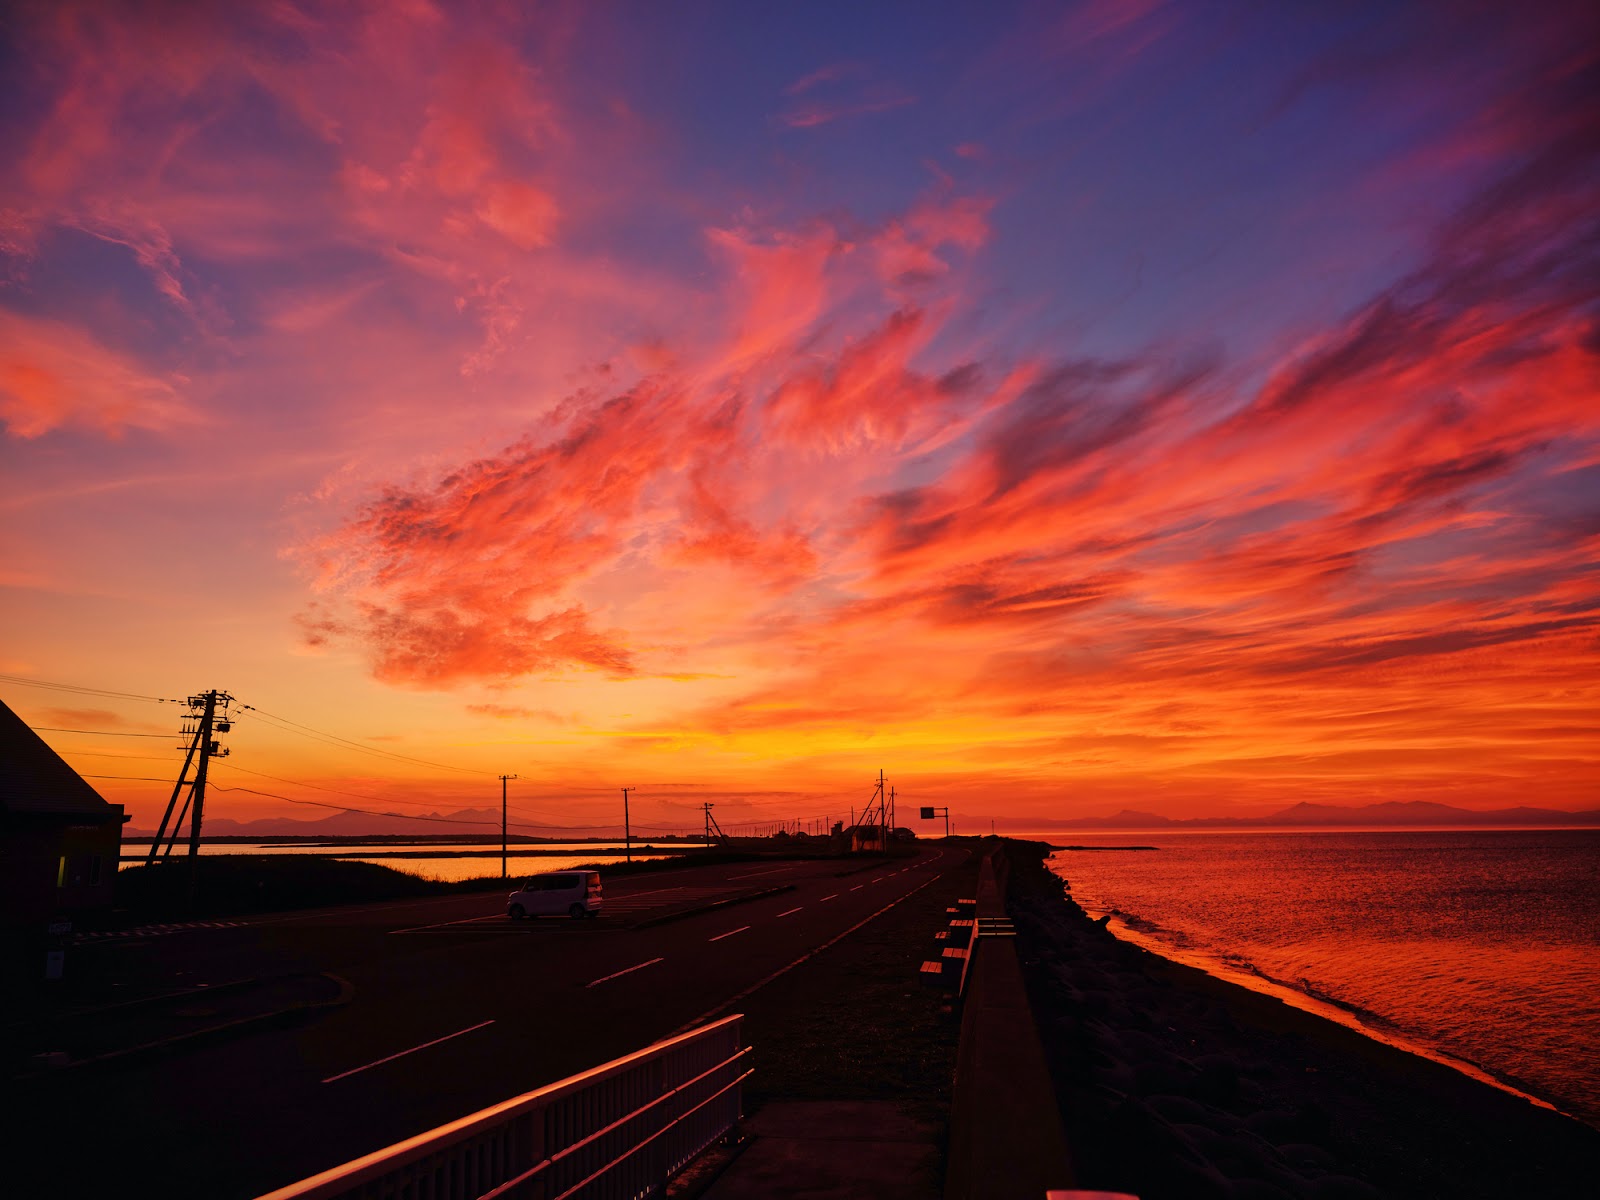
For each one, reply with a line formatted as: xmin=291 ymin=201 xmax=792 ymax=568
xmin=2 ymin=0 xmax=1596 ymax=835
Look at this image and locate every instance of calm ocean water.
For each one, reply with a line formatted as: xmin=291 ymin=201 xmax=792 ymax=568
xmin=1034 ymin=829 xmax=1600 ymax=1128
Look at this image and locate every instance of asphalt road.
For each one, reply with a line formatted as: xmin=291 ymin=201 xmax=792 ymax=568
xmin=13 ymin=846 xmax=967 ymax=1199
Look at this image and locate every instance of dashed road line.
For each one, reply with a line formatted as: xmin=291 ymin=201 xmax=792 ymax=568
xmin=322 ymin=1020 xmax=495 ymax=1084
xmin=709 ymin=925 xmax=750 ymax=942
xmin=820 ymin=894 xmax=838 ymax=902
xmin=586 ymin=958 xmax=664 ymax=988
xmin=850 ymin=885 xmax=864 ymax=891
xmin=673 ymin=872 xmax=944 ymax=1036
xmin=776 ymin=907 xmax=803 ymax=918
xmin=73 ymin=919 xmax=246 ymax=944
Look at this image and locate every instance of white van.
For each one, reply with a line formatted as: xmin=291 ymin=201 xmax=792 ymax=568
xmin=507 ymin=870 xmax=603 ymax=919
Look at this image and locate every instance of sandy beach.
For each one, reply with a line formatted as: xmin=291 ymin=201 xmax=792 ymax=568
xmin=1004 ymin=841 xmax=1600 ymax=1199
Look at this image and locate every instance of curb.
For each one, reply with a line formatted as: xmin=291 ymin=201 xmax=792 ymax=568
xmin=14 ymin=972 xmax=354 ymax=1077
xmin=631 ymin=885 xmax=797 ymax=930
xmin=666 ymin=1132 xmax=753 ymax=1199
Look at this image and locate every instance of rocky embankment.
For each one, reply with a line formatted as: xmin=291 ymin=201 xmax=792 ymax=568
xmin=1003 ymin=841 xmax=1600 ymax=1199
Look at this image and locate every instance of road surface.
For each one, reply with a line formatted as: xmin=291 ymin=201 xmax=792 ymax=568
xmin=13 ymin=846 xmax=966 ymax=1198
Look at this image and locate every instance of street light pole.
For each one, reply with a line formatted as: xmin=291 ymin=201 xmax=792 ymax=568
xmin=499 ymin=774 xmax=518 ymax=879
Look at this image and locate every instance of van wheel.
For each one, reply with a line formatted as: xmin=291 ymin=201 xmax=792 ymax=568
xmin=509 ymin=904 xmax=525 ymax=919
xmin=569 ymin=903 xmax=586 ymax=920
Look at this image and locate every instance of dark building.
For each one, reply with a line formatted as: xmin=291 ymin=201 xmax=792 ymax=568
xmin=1 ymin=696 xmax=128 ymax=932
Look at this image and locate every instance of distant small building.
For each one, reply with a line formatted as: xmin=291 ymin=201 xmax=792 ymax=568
xmin=1 ymin=697 xmax=128 ymax=930
xmin=848 ymin=824 xmax=885 ymax=853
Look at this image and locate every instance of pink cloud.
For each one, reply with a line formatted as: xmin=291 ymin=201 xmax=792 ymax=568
xmin=0 ymin=311 xmax=193 ymax=439
xmin=475 ymin=179 xmax=560 ymax=249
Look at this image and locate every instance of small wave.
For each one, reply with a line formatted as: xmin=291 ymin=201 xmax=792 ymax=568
xmin=1294 ymin=978 xmax=1402 ymax=1032
xmin=1055 ymin=844 xmax=1160 ymax=851
xmin=1110 ymin=908 xmax=1161 ymax=934
xmin=1109 ymin=909 xmax=1196 ymax=949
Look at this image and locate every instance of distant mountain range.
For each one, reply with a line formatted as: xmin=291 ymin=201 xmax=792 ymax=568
xmin=126 ymin=798 xmax=1600 ymax=840
xmin=1015 ymin=800 xmax=1600 ymax=830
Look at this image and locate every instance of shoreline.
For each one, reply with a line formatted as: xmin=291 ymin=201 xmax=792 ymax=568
xmin=1003 ymin=839 xmax=1600 ymax=1199
xmin=1089 ymin=910 xmax=1571 ymax=1125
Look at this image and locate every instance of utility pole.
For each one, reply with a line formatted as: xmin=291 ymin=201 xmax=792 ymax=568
xmin=622 ymin=787 xmax=633 ymax=863
xmin=186 ymin=691 xmax=222 ymax=871
xmin=499 ymin=775 xmax=518 ymax=879
xmin=148 ymin=691 xmax=232 ymax=878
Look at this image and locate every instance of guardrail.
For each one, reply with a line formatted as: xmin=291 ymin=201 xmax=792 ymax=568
xmin=257 ymin=1014 xmax=750 ymax=1200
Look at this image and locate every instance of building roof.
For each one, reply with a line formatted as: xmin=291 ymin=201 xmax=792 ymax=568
xmin=0 ymin=696 xmax=117 ymax=816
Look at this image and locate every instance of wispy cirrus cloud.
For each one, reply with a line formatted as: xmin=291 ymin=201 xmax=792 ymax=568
xmin=5 ymin=0 xmax=1597 ymax=822
xmin=778 ymin=60 xmax=914 ymax=129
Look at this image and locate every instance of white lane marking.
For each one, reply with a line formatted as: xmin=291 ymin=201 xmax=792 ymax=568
xmin=389 ymin=915 xmax=506 ymax=935
xmin=850 ymin=885 xmax=864 ymax=891
xmin=820 ymin=894 xmax=838 ymax=902
xmin=776 ymin=907 xmax=803 ymax=918
xmin=871 ymin=876 xmax=887 ymax=882
xmin=253 ymin=894 xmax=490 ymax=927
xmin=728 ymin=866 xmax=795 ymax=880
xmin=709 ymin=925 xmax=751 ymax=942
xmin=586 ymin=957 xmax=664 ymax=988
xmin=322 ymin=1020 xmax=495 ymax=1084
xmin=673 ymin=873 xmax=944 ymax=1036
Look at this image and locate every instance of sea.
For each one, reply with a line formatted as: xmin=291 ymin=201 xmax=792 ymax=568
xmin=1031 ymin=829 xmax=1600 ymax=1129
xmin=119 ymin=840 xmax=706 ymax=882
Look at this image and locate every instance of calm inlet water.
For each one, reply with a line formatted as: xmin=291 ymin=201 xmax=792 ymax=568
xmin=121 ymin=840 xmax=705 ymax=882
xmin=1036 ymin=830 xmax=1600 ymax=1128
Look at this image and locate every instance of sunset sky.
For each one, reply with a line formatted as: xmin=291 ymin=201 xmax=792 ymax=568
xmin=2 ymin=1 xmax=1596 ymax=834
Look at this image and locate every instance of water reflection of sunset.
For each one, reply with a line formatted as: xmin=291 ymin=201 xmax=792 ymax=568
xmin=2 ymin=3 xmax=1595 ymax=832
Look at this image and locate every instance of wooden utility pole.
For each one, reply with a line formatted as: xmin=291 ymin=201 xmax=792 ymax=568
xmin=499 ymin=775 xmax=518 ymax=879
xmin=148 ymin=691 xmax=232 ymax=888
xmin=186 ymin=690 xmax=221 ymax=863
xmin=622 ymin=787 xmax=633 ymax=862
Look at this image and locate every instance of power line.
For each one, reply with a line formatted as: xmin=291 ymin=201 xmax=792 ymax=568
xmin=32 ymin=726 xmax=174 ymax=738
xmin=215 ymin=764 xmax=582 ymax=827
xmin=220 ymin=763 xmax=426 ymax=807
xmin=61 ymin=750 xmax=183 ymax=761
xmin=79 ymin=780 xmax=181 ymax=790
xmin=0 ymin=673 xmax=179 ymax=703
xmin=234 ymin=703 xmax=490 ymax=777
xmin=208 ymin=784 xmax=564 ymax=832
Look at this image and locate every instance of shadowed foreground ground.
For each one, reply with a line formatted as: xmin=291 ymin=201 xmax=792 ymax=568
xmin=1005 ymin=841 xmax=1600 ymax=1200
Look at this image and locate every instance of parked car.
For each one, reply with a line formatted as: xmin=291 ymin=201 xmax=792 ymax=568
xmin=507 ymin=870 xmax=603 ymax=919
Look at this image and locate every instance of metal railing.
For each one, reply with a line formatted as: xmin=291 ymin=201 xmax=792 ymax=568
xmin=257 ymin=1014 xmax=750 ymax=1200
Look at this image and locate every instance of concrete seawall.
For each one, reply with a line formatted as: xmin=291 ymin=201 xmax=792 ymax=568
xmin=944 ymin=847 xmax=1075 ymax=1200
